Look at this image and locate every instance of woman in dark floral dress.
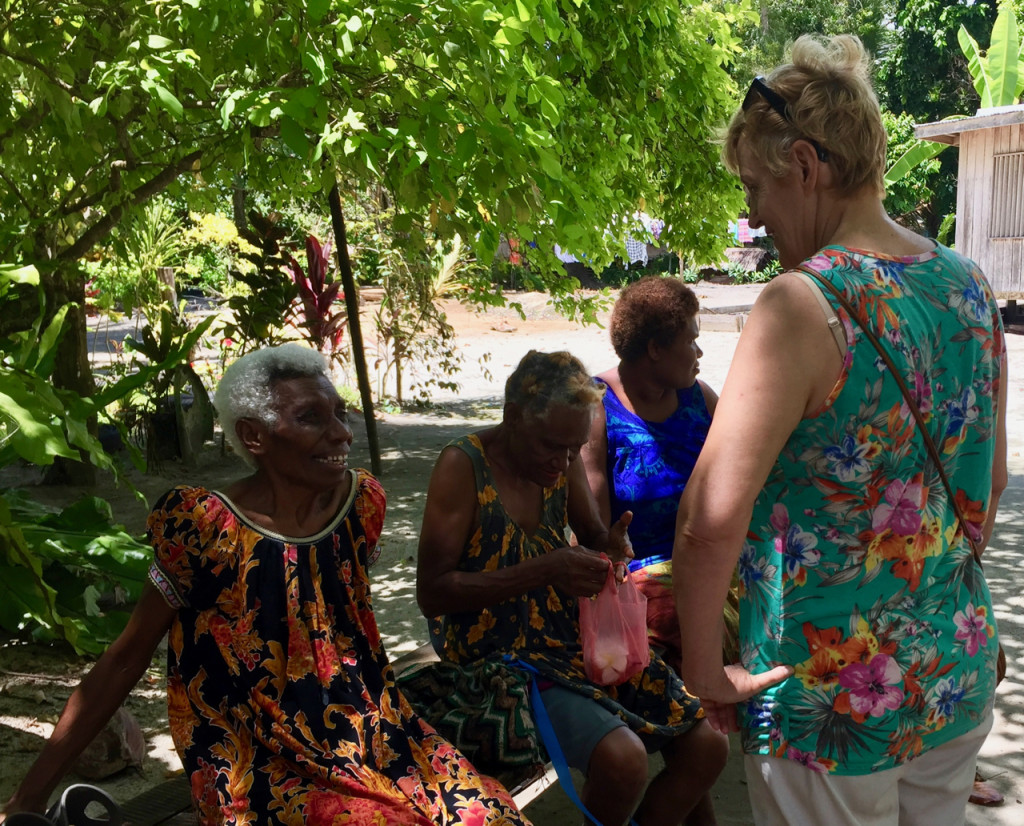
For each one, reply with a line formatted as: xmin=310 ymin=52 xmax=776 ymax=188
xmin=4 ymin=344 xmax=527 ymax=826
xmin=417 ymin=351 xmax=726 ymax=826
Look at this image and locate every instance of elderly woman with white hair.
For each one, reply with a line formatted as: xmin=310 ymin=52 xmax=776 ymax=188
xmin=2 ymin=344 xmax=528 ymax=826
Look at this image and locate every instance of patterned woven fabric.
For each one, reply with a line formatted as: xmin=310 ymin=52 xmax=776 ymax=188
xmin=398 ymin=659 xmax=546 ymax=784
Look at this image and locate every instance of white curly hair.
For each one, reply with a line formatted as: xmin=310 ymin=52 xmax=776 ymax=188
xmin=214 ymin=343 xmax=329 ymax=467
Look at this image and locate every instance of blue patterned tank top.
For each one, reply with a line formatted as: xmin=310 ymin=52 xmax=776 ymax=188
xmin=599 ymin=380 xmax=711 ymax=571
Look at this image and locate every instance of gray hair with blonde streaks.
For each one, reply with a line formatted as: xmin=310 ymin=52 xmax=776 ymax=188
xmin=504 ymin=350 xmax=603 ymax=418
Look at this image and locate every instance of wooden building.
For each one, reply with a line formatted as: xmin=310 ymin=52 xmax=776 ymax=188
xmin=916 ymin=104 xmax=1024 ymax=298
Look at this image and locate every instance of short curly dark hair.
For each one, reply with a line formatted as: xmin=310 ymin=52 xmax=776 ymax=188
xmin=609 ymin=276 xmax=700 ymax=362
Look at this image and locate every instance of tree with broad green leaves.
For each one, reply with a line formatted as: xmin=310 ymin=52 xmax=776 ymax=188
xmin=878 ymin=0 xmax=1004 ymax=124
xmin=728 ymin=0 xmax=892 ymax=81
xmin=2 ymin=0 xmax=752 ymax=484
xmin=884 ymin=1 xmax=1023 ymax=233
xmin=873 ymin=0 xmax=1002 ymax=234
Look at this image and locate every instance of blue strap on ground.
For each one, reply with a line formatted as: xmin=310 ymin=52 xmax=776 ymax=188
xmin=504 ymin=656 xmax=639 ymax=826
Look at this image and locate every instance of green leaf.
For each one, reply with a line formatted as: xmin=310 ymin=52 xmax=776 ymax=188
xmin=0 ymin=563 xmax=61 ymax=632
xmin=34 ymin=304 xmax=70 ymax=374
xmin=0 ymin=263 xmax=38 ymax=286
xmin=302 ymin=47 xmax=328 ymax=85
xmin=361 ymin=143 xmax=382 ymax=177
xmin=536 ymin=149 xmax=562 ymax=180
xmin=280 ymin=115 xmax=309 ymax=157
xmin=884 ymin=139 xmax=948 ymax=187
xmin=307 ymin=0 xmax=331 ymax=21
xmin=987 ymin=4 xmax=1019 ymax=107
xmin=959 ymin=25 xmax=992 ymax=109
xmin=494 ymin=25 xmax=525 ymax=47
xmin=151 ymin=83 xmax=184 ymax=118
xmin=146 ymin=35 xmax=173 ymax=49
xmin=220 ymin=91 xmax=240 ymax=129
xmin=455 ymin=129 xmax=477 ymax=165
xmin=0 ymin=386 xmax=78 ymax=464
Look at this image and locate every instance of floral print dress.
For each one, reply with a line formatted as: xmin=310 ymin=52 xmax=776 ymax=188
xmin=738 ymin=244 xmax=1002 ymax=775
xmin=148 ymin=470 xmax=527 ymax=825
xmin=439 ymin=435 xmax=704 ymax=737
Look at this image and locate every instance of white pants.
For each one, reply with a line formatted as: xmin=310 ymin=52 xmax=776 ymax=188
xmin=744 ymin=709 xmax=994 ymax=826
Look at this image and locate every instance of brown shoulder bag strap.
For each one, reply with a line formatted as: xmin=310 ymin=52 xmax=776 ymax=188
xmin=795 ymin=264 xmax=982 ymax=565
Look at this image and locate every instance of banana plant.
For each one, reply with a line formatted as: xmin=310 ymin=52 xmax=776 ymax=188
xmin=885 ymin=2 xmax=1022 ymax=189
xmin=959 ymin=2 xmax=1022 ymax=110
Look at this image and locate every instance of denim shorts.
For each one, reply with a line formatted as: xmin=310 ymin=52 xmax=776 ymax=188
xmin=540 ymin=684 xmax=673 ymax=773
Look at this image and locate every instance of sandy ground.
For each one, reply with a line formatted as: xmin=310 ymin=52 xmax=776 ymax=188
xmin=2 ymin=282 xmax=1023 ymax=825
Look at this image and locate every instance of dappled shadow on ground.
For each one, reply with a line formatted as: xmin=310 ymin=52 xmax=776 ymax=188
xmin=0 ymin=639 xmax=183 ymax=803
xmin=349 ymin=398 xmax=504 ymax=655
xmin=966 ymin=473 xmax=1024 ymax=825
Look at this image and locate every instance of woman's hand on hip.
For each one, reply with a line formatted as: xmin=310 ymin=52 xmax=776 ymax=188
xmin=697 ymin=663 xmax=794 ymax=735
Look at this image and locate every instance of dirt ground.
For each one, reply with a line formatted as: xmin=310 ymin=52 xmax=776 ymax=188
xmin=0 ymin=288 xmax=637 ymax=818
xmin=2 ymin=283 xmax=1023 ymax=826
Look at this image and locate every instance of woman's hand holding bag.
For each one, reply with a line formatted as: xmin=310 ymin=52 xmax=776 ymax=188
xmin=578 ymin=557 xmax=650 ymax=686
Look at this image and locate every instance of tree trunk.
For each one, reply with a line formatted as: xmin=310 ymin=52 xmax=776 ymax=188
xmin=42 ymin=265 xmax=96 ymax=485
xmin=232 ymin=178 xmax=247 ymax=235
xmin=394 ymin=338 xmax=403 ymax=404
xmin=328 ymin=182 xmax=382 ymax=476
xmin=157 ymin=266 xmax=177 ymax=307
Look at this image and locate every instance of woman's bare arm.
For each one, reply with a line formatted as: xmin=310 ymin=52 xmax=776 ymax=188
xmin=580 ymin=400 xmax=612 ymax=528
xmin=416 ymin=446 xmax=610 ymax=619
xmin=3 ymin=584 xmax=176 ymax=816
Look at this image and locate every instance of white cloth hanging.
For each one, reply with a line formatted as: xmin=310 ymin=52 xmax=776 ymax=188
xmin=554 ymin=244 xmax=580 ymax=264
xmin=625 ymin=237 xmax=648 ymax=266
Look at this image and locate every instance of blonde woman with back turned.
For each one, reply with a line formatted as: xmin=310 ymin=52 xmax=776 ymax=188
xmin=673 ymin=34 xmax=1006 ymax=825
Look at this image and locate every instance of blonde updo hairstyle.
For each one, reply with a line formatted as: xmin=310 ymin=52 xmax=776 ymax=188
xmin=723 ymin=34 xmax=887 ymax=198
xmin=504 ymin=350 xmax=603 ymax=419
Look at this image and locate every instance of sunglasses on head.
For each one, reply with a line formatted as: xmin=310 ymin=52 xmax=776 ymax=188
xmin=742 ymin=76 xmax=829 ymax=162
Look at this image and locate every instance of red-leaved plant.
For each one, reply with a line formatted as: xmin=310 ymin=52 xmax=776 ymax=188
xmin=288 ymin=234 xmax=348 ymax=359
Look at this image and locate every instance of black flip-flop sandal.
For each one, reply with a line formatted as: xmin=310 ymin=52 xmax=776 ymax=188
xmin=46 ymin=784 xmax=122 ymax=826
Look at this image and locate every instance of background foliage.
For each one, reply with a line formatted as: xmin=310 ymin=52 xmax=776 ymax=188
xmin=4 ymin=0 xmax=1016 ymax=652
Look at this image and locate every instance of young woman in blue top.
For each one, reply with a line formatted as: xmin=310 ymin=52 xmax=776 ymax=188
xmin=581 ymin=276 xmax=726 ymax=675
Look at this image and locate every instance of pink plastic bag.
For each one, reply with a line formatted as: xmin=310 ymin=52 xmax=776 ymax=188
xmin=578 ymin=561 xmax=650 ymax=686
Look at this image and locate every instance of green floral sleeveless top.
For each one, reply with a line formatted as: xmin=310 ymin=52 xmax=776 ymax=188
xmin=739 ymin=244 xmax=1003 ymax=775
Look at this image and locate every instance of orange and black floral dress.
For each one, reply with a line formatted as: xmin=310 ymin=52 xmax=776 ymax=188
xmin=148 ymin=470 xmax=527 ymax=826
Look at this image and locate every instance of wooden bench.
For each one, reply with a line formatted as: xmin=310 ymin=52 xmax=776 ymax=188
xmin=119 ymin=643 xmax=557 ymax=824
